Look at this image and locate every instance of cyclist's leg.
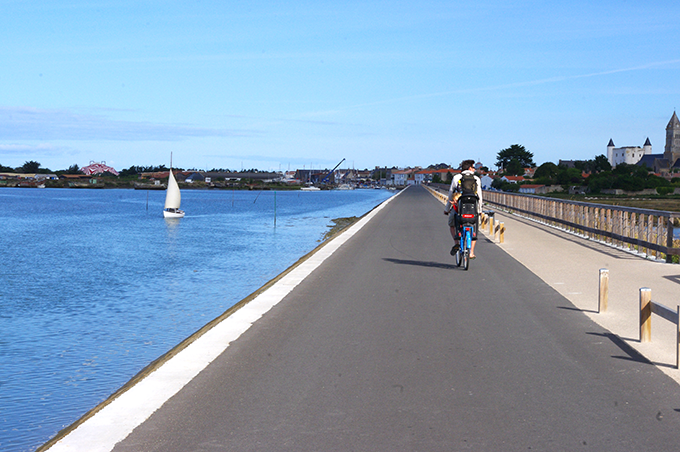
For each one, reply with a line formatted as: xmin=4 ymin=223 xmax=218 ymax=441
xmin=449 ymin=213 xmax=460 ymax=253
xmin=470 ymin=216 xmax=479 ymax=257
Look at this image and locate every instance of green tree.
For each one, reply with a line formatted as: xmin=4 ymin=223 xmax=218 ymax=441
xmin=19 ymin=161 xmax=42 ymax=173
xmin=556 ymin=167 xmax=583 ymax=185
xmin=0 ymin=163 xmax=14 ymax=172
xmin=592 ymin=154 xmax=611 ymax=173
xmin=533 ymin=162 xmax=559 ymax=184
xmin=496 ymin=144 xmax=535 ymax=171
xmin=491 ymin=178 xmax=520 ymax=192
xmin=65 ymin=164 xmax=82 ymax=174
xmin=505 ymin=158 xmax=524 ymax=176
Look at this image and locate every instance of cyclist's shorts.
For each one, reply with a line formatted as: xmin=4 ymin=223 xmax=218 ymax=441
xmin=447 ymin=211 xmax=457 ymax=228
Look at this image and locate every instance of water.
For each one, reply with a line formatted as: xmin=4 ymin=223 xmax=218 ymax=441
xmin=0 ymin=187 xmax=394 ymax=452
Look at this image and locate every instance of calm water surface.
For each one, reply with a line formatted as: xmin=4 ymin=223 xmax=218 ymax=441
xmin=0 ymin=187 xmax=394 ymax=451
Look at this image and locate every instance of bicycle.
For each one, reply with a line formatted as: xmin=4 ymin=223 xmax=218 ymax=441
xmin=455 ymin=223 xmax=474 ymax=270
xmin=454 ymin=194 xmax=478 ymax=271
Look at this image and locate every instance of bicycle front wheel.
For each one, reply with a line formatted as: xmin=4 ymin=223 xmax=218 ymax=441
xmin=463 ymin=250 xmax=469 ymax=270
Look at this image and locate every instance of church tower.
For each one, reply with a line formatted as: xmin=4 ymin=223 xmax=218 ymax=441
xmin=664 ymin=111 xmax=680 ymax=165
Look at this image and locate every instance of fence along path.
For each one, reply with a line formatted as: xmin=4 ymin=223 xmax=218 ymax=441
xmin=483 ymin=190 xmax=680 ymax=263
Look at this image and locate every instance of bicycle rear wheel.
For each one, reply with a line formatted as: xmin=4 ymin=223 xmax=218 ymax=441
xmin=462 ymin=227 xmax=471 ymax=270
xmin=455 ymin=248 xmax=462 ymax=267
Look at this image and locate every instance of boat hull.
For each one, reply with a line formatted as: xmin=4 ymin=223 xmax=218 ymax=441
xmin=163 ymin=208 xmax=185 ymax=218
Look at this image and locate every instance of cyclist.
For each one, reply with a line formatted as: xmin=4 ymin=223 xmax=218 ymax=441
xmin=444 ymin=159 xmax=483 ymax=258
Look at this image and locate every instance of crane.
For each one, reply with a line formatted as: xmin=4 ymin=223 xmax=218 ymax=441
xmin=321 ymin=158 xmax=346 ymax=184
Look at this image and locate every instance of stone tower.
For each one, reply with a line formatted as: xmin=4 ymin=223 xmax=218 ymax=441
xmin=664 ymin=111 xmax=680 ymax=165
xmin=607 ymin=139 xmax=615 ymax=165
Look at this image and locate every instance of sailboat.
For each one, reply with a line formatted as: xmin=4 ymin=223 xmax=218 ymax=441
xmin=163 ymin=159 xmax=185 ymax=218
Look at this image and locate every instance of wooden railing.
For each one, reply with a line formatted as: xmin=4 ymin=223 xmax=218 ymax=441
xmin=482 ymin=190 xmax=680 ymax=263
xmin=639 ymin=287 xmax=680 ymax=369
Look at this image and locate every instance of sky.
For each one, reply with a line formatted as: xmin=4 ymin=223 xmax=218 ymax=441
xmin=1 ymin=0 xmax=679 ymax=173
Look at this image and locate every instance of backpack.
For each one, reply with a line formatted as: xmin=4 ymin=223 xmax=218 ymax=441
xmin=459 ymin=173 xmax=477 ymax=195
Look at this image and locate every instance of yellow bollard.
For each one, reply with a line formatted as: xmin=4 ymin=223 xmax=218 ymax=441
xmin=640 ymin=288 xmax=652 ymax=343
xmin=598 ymin=269 xmax=609 ymax=313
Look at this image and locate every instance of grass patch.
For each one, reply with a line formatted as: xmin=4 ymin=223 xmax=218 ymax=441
xmin=542 ymin=193 xmax=680 ymax=213
xmin=323 ymin=217 xmax=359 ymax=241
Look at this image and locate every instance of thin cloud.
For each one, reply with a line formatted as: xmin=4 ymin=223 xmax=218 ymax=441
xmin=308 ymin=59 xmax=680 ymax=116
xmin=208 ymin=153 xmax=338 ymax=166
xmin=0 ymin=143 xmax=62 ymax=154
xmin=0 ymin=107 xmax=260 ymax=141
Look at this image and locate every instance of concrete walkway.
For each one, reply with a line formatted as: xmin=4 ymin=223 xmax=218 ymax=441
xmin=481 ymin=200 xmax=680 ymax=380
xmin=44 ymin=185 xmax=680 ymax=451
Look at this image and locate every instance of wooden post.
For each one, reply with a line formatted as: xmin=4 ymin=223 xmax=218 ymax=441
xmin=640 ymin=288 xmax=652 ymax=343
xmin=623 ymin=211 xmax=630 ymax=251
xmin=637 ymin=213 xmax=644 ymax=254
xmin=598 ymin=269 xmax=609 ymax=313
xmin=676 ymin=305 xmax=680 ymax=369
xmin=647 ymin=214 xmax=654 ymax=257
xmin=499 ymin=222 xmax=505 ymax=243
xmin=667 ymin=216 xmax=675 ymax=264
xmin=651 ymin=215 xmax=658 ymax=259
xmin=489 ymin=215 xmax=494 ymax=235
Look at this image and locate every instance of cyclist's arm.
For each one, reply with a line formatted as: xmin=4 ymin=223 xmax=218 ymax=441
xmin=476 ymin=176 xmax=483 ymax=212
xmin=445 ymin=175 xmax=460 ymax=213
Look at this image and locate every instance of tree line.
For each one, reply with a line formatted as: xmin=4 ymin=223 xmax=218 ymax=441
xmin=490 ymin=144 xmax=679 ymax=194
xmin=0 ymin=161 xmax=259 ymax=177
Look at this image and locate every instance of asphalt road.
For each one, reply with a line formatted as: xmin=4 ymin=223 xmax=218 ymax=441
xmin=114 ymin=185 xmax=680 ymax=451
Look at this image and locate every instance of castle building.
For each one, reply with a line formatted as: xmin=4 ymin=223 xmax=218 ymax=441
xmin=609 ymin=112 xmax=680 ymax=174
xmin=607 ymin=138 xmax=652 ymax=167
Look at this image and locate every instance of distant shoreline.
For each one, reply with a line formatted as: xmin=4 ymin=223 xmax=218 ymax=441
xmin=0 ymin=181 xmax=320 ymax=191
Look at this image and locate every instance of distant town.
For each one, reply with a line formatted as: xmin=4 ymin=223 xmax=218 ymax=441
xmin=2 ymin=112 xmax=680 ymax=195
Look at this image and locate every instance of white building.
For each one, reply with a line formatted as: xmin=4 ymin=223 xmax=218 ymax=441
xmin=392 ymin=169 xmax=412 ymax=186
xmin=480 ymin=174 xmax=494 ymax=189
xmin=607 ymin=138 xmax=652 ymax=168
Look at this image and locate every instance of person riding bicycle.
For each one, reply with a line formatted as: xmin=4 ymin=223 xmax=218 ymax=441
xmin=444 ymin=159 xmax=483 ymax=258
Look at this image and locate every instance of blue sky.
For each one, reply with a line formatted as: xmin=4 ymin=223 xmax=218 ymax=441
xmin=1 ymin=0 xmax=679 ymax=172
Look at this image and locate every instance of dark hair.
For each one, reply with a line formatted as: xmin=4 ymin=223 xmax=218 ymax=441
xmin=460 ymin=160 xmax=475 ymax=171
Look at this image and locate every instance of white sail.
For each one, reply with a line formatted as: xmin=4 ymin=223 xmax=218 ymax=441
xmin=164 ymin=169 xmax=181 ymax=210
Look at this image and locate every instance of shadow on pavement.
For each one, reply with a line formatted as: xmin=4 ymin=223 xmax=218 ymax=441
xmin=383 ymin=257 xmax=458 ymax=270
xmin=585 ymin=332 xmax=669 ymax=367
xmin=662 ymin=275 xmax=680 ymax=286
xmin=558 ymin=305 xmax=599 ymax=314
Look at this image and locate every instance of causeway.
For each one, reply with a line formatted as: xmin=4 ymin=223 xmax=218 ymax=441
xmin=49 ymin=185 xmax=680 ymax=451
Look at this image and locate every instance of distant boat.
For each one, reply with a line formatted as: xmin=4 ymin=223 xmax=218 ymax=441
xmin=300 ymin=185 xmax=321 ymax=191
xmin=163 ymin=167 xmax=185 ymax=218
